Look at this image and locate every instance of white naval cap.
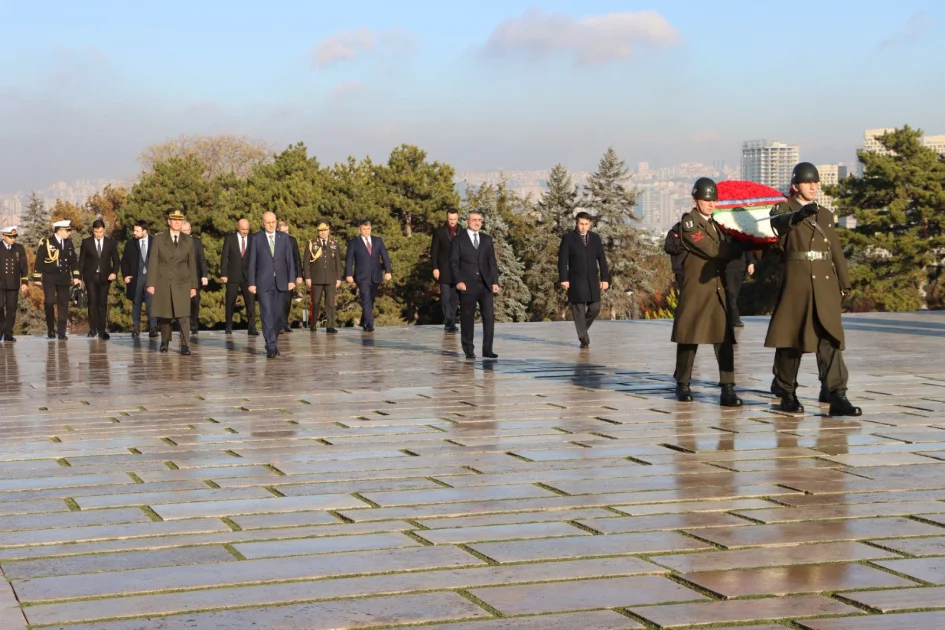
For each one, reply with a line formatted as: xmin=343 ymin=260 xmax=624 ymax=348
xmin=52 ymin=219 xmax=72 ymax=229
xmin=0 ymin=225 xmax=17 ymax=235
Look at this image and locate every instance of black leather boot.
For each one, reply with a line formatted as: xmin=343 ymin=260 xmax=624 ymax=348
xmin=675 ymin=383 xmax=692 ymax=402
xmin=720 ymin=385 xmax=743 ymax=407
xmin=780 ymin=393 xmax=804 ymax=413
xmin=829 ymin=391 xmax=862 ymax=417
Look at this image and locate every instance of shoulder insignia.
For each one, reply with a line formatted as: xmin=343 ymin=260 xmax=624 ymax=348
xmin=689 ymin=231 xmax=704 ymax=243
xmin=683 ymin=220 xmax=693 ymax=229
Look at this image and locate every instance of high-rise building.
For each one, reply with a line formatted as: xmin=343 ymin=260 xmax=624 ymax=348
xmin=815 ymin=164 xmax=840 ymax=211
xmin=863 ymin=128 xmax=896 ymax=155
xmin=922 ymin=134 xmax=945 ymax=155
xmin=741 ymin=139 xmax=799 ymax=194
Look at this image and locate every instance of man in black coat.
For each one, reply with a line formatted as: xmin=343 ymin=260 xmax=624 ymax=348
xmin=278 ymin=221 xmax=303 ymax=332
xmin=121 ymin=220 xmax=157 ymax=338
xmin=557 ymin=211 xmax=610 ymax=348
xmin=450 ymin=210 xmax=499 ymax=360
xmin=78 ymin=218 xmax=121 ymax=339
xmin=344 ymin=219 xmax=392 ymax=332
xmin=0 ymin=226 xmax=29 ymax=342
xmin=33 ymin=219 xmax=80 ymax=339
xmin=431 ymin=209 xmax=460 ymax=332
xmin=220 ymin=219 xmax=258 ymax=335
xmin=181 ymin=221 xmax=209 ymax=335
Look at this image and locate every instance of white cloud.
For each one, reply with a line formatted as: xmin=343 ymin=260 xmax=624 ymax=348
xmin=327 ymin=80 xmax=368 ymax=101
xmin=310 ymin=28 xmax=413 ymax=68
xmin=481 ymin=8 xmax=681 ymax=66
xmin=878 ymin=10 xmax=932 ymax=50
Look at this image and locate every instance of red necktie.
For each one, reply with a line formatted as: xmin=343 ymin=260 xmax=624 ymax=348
xmin=366 ymin=238 xmax=372 ymax=255
xmin=240 ymin=237 xmax=245 ymax=257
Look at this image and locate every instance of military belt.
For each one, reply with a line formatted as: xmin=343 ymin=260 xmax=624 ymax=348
xmin=785 ymin=251 xmax=829 ymax=261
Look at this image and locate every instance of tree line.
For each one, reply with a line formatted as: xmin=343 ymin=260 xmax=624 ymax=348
xmin=12 ymin=125 xmax=943 ymax=334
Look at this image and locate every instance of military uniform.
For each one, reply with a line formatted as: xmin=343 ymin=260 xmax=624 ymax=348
xmin=303 ymin=232 xmax=343 ymax=331
xmin=34 ymin=225 xmax=79 ymax=338
xmin=0 ymin=228 xmax=29 ymax=340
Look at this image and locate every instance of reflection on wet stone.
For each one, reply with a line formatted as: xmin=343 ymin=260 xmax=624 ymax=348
xmin=1 ymin=314 xmax=944 ymax=627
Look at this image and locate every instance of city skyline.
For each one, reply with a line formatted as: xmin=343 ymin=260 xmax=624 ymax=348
xmin=1 ymin=1 xmax=943 ymax=191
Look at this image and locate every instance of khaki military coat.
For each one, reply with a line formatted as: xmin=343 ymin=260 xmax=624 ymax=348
xmin=145 ymin=231 xmax=197 ymax=319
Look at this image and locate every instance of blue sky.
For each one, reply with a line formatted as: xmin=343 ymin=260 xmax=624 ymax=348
xmin=0 ymin=0 xmax=943 ymax=190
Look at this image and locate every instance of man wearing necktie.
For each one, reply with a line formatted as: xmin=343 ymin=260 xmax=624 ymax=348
xmin=220 ymin=219 xmax=259 ymax=336
xmin=431 ymin=209 xmax=461 ymax=333
xmin=248 ymin=212 xmax=296 ymax=358
xmin=79 ymin=219 xmax=120 ymax=340
xmin=558 ymin=211 xmax=611 ymax=348
xmin=146 ymin=208 xmax=197 ymax=355
xmin=450 ymin=210 xmax=500 ymax=360
xmin=121 ymin=220 xmax=157 ymax=338
xmin=277 ymin=221 xmax=303 ymax=332
xmin=33 ymin=218 xmax=80 ymax=339
xmin=0 ymin=226 xmax=29 ymax=342
xmin=344 ymin=219 xmax=391 ymax=332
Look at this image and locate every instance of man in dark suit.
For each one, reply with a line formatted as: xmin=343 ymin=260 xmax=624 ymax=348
xmin=278 ymin=221 xmax=303 ymax=333
xmin=121 ymin=220 xmax=157 ymax=338
xmin=0 ymin=226 xmax=29 ymax=342
xmin=220 ymin=219 xmax=258 ymax=336
xmin=558 ymin=211 xmax=611 ymax=349
xmin=181 ymin=221 xmax=209 ymax=335
xmin=33 ymin=218 xmax=80 ymax=339
xmin=78 ymin=218 xmax=121 ymax=340
xmin=344 ymin=219 xmax=391 ymax=332
xmin=450 ymin=210 xmax=499 ymax=360
xmin=431 ymin=209 xmax=460 ymax=332
xmin=249 ymin=212 xmax=296 ymax=358
xmin=146 ymin=209 xmax=197 ymax=355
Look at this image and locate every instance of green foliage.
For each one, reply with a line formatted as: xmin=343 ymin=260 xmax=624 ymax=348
xmin=20 ymin=192 xmax=48 ymax=251
xmin=831 ymin=125 xmax=945 ymax=311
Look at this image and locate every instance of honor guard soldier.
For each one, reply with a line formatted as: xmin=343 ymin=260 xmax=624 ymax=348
xmin=0 ymin=226 xmax=29 ymax=342
xmin=33 ymin=219 xmax=80 ymax=339
xmin=672 ymin=178 xmax=743 ymax=407
xmin=303 ymin=221 xmax=342 ymax=333
xmin=765 ymin=162 xmax=861 ymax=417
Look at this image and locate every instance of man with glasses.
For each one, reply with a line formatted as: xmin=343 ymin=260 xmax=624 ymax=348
xmin=33 ymin=219 xmax=80 ymax=339
xmin=0 ymin=226 xmax=29 ymax=342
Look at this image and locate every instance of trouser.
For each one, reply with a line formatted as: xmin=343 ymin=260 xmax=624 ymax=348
xmin=225 ymin=281 xmax=256 ymax=331
xmin=85 ymin=278 xmax=110 ymax=333
xmin=460 ymin=283 xmax=495 ymax=355
xmin=131 ymin=275 xmax=156 ymax=331
xmin=159 ymin=316 xmax=190 ymax=347
xmin=310 ymin=283 xmax=337 ymax=329
xmin=357 ymin=281 xmax=378 ymax=328
xmin=43 ymin=281 xmax=69 ymax=335
xmin=258 ymin=289 xmax=285 ymax=352
xmin=725 ymin=264 xmax=746 ymax=323
xmin=440 ymin=283 xmax=459 ymax=328
xmin=571 ymin=301 xmax=600 ymax=342
xmin=675 ymin=341 xmax=735 ymax=386
xmin=773 ymin=338 xmax=848 ymax=396
xmin=282 ymin=290 xmax=293 ymax=329
xmin=0 ymin=288 xmax=18 ymax=336
xmin=190 ymin=289 xmax=201 ymax=332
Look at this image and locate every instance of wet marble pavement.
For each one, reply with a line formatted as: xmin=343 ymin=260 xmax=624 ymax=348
xmin=1 ymin=312 xmax=944 ymax=629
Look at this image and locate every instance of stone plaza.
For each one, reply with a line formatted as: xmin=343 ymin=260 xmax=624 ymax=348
xmin=1 ymin=312 xmax=945 ymax=629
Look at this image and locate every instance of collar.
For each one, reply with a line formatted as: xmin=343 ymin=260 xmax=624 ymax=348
xmin=467 ymin=228 xmax=479 ymax=237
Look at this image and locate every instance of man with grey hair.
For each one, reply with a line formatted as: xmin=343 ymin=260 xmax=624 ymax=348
xmin=181 ymin=221 xmax=208 ymax=335
xmin=450 ymin=210 xmax=499 ymax=359
xmin=220 ymin=218 xmax=258 ymax=335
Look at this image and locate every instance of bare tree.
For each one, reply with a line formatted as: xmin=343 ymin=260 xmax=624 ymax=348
xmin=139 ymin=134 xmax=273 ymax=179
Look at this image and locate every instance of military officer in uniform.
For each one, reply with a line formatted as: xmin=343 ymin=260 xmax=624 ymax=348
xmin=0 ymin=226 xmax=29 ymax=342
xmin=672 ymin=178 xmax=743 ymax=407
xmin=303 ymin=222 xmax=342 ymax=333
xmin=146 ymin=209 xmax=198 ymax=355
xmin=765 ymin=162 xmax=861 ymax=416
xmin=33 ymin=219 xmax=80 ymax=339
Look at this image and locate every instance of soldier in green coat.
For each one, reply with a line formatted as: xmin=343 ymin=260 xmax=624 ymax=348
xmin=671 ymin=177 xmax=743 ymax=407
xmin=146 ymin=209 xmax=198 ymax=355
xmin=765 ymin=162 xmax=861 ymax=416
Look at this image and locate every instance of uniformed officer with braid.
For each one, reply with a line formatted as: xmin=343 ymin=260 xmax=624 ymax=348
xmin=303 ymin=221 xmax=343 ymax=333
xmin=672 ymin=177 xmax=743 ymax=407
xmin=33 ymin=219 xmax=80 ymax=339
xmin=765 ymin=162 xmax=861 ymax=417
xmin=0 ymin=226 xmax=30 ymax=342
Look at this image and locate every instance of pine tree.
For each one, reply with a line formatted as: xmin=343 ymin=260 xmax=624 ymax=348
xmin=21 ymin=192 xmax=49 ymax=251
xmin=832 ymin=125 xmax=945 ymax=311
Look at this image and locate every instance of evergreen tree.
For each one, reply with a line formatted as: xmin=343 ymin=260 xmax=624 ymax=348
xmin=21 ymin=192 xmax=48 ymax=251
xmin=832 ymin=125 xmax=945 ymax=311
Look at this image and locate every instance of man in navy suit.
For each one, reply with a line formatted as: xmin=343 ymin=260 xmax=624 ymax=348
xmin=248 ymin=212 xmax=296 ymax=358
xmin=450 ymin=210 xmax=500 ymax=360
xmin=344 ymin=219 xmax=391 ymax=332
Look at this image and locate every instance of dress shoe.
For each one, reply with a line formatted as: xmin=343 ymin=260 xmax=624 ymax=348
xmin=149 ymin=327 xmax=159 ymax=338
xmin=326 ymin=328 xmax=338 ymax=334
xmin=733 ymin=320 xmax=745 ymax=327
xmin=159 ymin=341 xmax=169 ymax=353
xmin=248 ymin=329 xmax=260 ymax=336
xmin=364 ymin=326 xmax=375 ymax=332
xmin=819 ymin=385 xmax=830 ymax=404
xmin=580 ymin=340 xmax=590 ymax=349
xmin=57 ymin=334 xmax=67 ymax=340
xmin=283 ymin=327 xmax=292 ymax=333
xmin=675 ymin=384 xmax=693 ymax=402
xmin=87 ymin=330 xmax=96 ymax=338
xmin=720 ymin=385 xmax=743 ymax=407
xmin=829 ymin=391 xmax=862 ymax=417
xmin=3 ymin=335 xmax=15 ymax=342
xmin=191 ymin=329 xmax=199 ymax=336
xmin=266 ymin=350 xmax=276 ymax=359
xmin=131 ymin=328 xmax=140 ymax=338
xmin=464 ymin=353 xmax=475 ymax=360
xmin=445 ymin=325 xmax=457 ymax=333
xmin=47 ymin=331 xmax=56 ymax=339
xmin=309 ymin=326 xmax=317 ymax=332
xmin=180 ymin=345 xmax=191 ymax=356
xmin=483 ymin=352 xmax=498 ymax=359
xmin=225 ymin=329 xmax=233 ymax=335
xmin=99 ymin=332 xmax=110 ymax=340
xmin=779 ymin=393 xmax=804 ymax=413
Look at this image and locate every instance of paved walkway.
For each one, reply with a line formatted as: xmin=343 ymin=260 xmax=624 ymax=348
xmin=1 ymin=312 xmax=945 ymax=629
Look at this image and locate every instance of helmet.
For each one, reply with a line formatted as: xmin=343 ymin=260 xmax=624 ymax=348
xmin=791 ymin=162 xmax=820 ymax=185
xmin=691 ymin=177 xmax=718 ymax=201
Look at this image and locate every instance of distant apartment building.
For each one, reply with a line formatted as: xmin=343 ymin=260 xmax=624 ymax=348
xmin=922 ymin=134 xmax=945 ymax=155
xmin=862 ymin=128 xmax=945 ymax=159
xmin=741 ymin=139 xmax=799 ymax=194
xmin=815 ymin=164 xmax=840 ymax=211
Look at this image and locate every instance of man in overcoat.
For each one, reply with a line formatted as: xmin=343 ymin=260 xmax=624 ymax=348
xmin=558 ymin=211 xmax=610 ymax=348
xmin=431 ymin=209 xmax=461 ymax=332
xmin=146 ymin=209 xmax=198 ymax=355
xmin=765 ymin=162 xmax=861 ymax=416
xmin=671 ymin=178 xmax=743 ymax=407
